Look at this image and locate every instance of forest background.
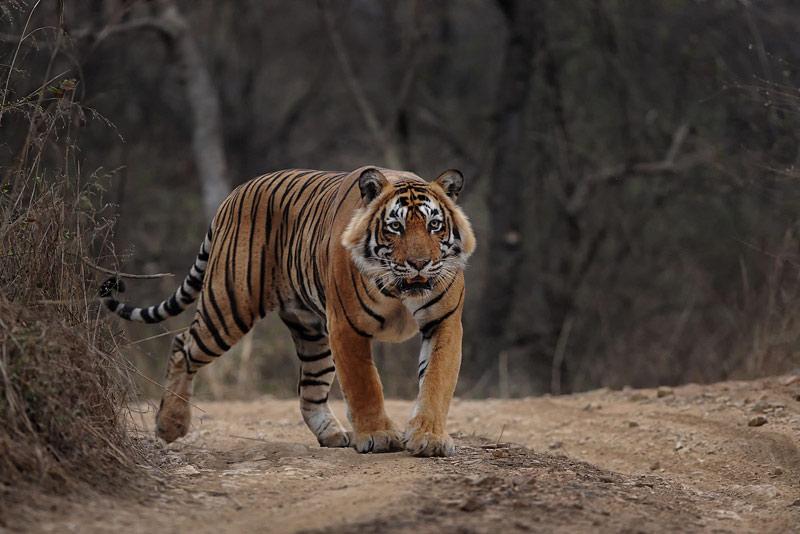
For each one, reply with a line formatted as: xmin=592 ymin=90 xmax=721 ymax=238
xmin=3 ymin=0 xmax=800 ymax=401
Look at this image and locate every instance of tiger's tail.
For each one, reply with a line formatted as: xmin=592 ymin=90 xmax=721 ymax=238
xmin=99 ymin=228 xmax=212 ymax=323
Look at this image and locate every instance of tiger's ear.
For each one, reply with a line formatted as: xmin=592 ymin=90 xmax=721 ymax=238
xmin=358 ymin=168 xmax=388 ymax=203
xmin=434 ymin=169 xmax=464 ymax=202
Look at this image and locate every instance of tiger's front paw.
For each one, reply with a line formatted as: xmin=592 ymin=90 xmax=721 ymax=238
xmin=351 ymin=425 xmax=404 ymax=454
xmin=404 ymin=417 xmax=455 ymax=457
xmin=318 ymin=431 xmax=351 ymax=448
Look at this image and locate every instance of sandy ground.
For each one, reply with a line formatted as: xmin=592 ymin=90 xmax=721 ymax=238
xmin=11 ymin=375 xmax=800 ymax=533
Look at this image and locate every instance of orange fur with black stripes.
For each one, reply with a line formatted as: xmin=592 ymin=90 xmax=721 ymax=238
xmin=100 ymin=166 xmax=475 ymax=456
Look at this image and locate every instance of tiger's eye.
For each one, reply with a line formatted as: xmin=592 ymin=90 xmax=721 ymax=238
xmin=388 ymin=221 xmax=403 ymax=232
xmin=429 ymin=220 xmax=443 ymax=232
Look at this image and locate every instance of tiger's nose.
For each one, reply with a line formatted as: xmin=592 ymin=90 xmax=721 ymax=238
xmin=407 ymin=258 xmax=430 ymax=271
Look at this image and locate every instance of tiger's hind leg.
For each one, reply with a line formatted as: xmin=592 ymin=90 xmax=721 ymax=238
xmin=156 ymin=308 xmax=250 ymax=442
xmin=155 ymin=331 xmax=195 ymax=442
xmin=280 ymin=308 xmax=350 ymax=448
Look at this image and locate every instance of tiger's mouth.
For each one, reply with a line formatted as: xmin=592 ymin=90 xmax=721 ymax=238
xmin=399 ymin=276 xmax=431 ymax=294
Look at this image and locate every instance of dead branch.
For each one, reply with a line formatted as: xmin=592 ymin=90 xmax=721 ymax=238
xmin=413 ymin=104 xmax=479 ymax=169
xmin=320 ymin=1 xmax=406 ymax=168
xmin=263 ymin=71 xmax=325 ymax=154
xmin=65 ymin=1 xmax=230 ymax=221
xmin=80 ymin=255 xmax=174 ymax=279
xmin=159 ymin=2 xmax=230 ymax=220
xmin=386 ymin=25 xmax=424 ymax=135
xmin=566 ymin=122 xmax=710 ymax=214
xmin=0 ymin=0 xmax=44 ymax=127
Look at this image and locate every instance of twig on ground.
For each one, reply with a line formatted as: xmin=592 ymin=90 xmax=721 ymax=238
xmin=496 ymin=423 xmax=506 ymax=447
xmin=229 ymin=434 xmax=271 ymax=443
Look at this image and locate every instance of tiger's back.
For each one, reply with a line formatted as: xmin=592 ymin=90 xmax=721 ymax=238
xmin=200 ymin=169 xmax=347 ymax=346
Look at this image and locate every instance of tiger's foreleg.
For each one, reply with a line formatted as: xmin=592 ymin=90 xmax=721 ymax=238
xmin=404 ymin=306 xmax=463 ymax=457
xmin=328 ymin=316 xmax=403 ymax=453
xmin=281 ymin=311 xmax=350 ymax=448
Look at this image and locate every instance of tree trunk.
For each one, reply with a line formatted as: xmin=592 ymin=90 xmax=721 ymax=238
xmin=471 ymin=0 xmax=541 ymax=393
xmin=160 ymin=2 xmax=230 ymax=220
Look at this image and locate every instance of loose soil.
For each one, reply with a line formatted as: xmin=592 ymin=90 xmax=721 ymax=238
xmin=9 ymin=376 xmax=800 ymax=533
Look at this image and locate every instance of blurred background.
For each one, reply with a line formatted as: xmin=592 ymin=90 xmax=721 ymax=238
xmin=3 ymin=0 xmax=800 ymax=400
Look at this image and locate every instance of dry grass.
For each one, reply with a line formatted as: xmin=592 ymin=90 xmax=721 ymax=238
xmin=0 ymin=9 xmax=150 ymax=523
xmin=0 ymin=177 xmax=147 ymax=509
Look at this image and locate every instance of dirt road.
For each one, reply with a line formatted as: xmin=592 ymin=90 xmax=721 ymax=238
xmin=22 ymin=376 xmax=800 ymax=533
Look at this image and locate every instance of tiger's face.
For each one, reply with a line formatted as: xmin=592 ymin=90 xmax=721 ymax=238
xmin=342 ymin=168 xmax=476 ymax=297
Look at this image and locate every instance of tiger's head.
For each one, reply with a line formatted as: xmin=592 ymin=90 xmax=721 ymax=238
xmin=342 ymin=167 xmax=476 ymax=297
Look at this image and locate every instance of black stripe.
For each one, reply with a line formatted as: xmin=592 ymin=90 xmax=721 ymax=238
xmin=317 ymin=419 xmax=333 ymax=436
xmin=189 ymin=326 xmax=220 ymax=357
xmin=206 ymin=285 xmax=232 ymax=337
xmin=279 ymin=170 xmax=317 ymax=211
xmin=414 ymin=276 xmax=456 ymax=315
xmin=374 ymin=269 xmax=399 ymax=298
xmin=117 ymin=303 xmax=132 ymax=320
xmin=356 ymin=272 xmax=378 ymax=303
xmin=181 ymin=352 xmax=194 ymax=374
xmin=246 ymin=180 xmax=266 ymax=295
xmin=282 ymin=315 xmax=326 ymax=342
xmin=303 ymin=365 xmax=336 ymax=377
xmin=164 ymin=294 xmax=182 ymax=315
xmin=290 ymin=175 xmax=338 ymax=316
xmin=299 ymin=378 xmax=331 ymax=387
xmin=335 ymin=283 xmax=373 ymax=338
xmin=297 ymin=349 xmax=332 ymax=362
xmin=257 ymin=250 xmax=268 ymax=317
xmin=140 ymin=307 xmax=158 ymax=323
xmin=306 ymin=204 xmax=331 ymax=310
xmin=321 ymin=175 xmax=359 ymax=271
xmin=295 ymin=330 xmax=326 ymax=342
xmin=420 ymin=288 xmax=464 ymax=339
xmin=187 ymin=351 xmax=210 ymax=368
xmin=223 ymin=272 xmax=251 ymax=335
xmin=197 ymin=306 xmax=232 ymax=352
xmin=149 ymin=305 xmax=165 ymax=321
xmin=224 ymin=183 xmax=253 ymax=335
xmin=351 ymin=271 xmax=385 ymax=326
xmin=186 ymin=273 xmax=203 ymax=291
xmin=334 ymin=172 xmax=361 ymax=213
xmin=302 ymin=395 xmax=329 ymax=404
xmin=177 ymin=287 xmax=194 ymax=304
xmin=418 ymin=363 xmax=428 ymax=380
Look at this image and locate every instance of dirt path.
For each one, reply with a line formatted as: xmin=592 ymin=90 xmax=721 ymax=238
xmin=20 ymin=376 xmax=800 ymax=533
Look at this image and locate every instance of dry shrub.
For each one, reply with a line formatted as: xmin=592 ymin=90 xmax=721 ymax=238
xmin=0 ymin=7 xmax=148 ymax=520
xmin=0 ymin=178 xmax=145 ymax=507
xmin=733 ymin=230 xmax=800 ymax=378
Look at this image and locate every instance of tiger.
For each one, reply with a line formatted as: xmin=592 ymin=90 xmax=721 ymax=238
xmin=100 ymin=166 xmax=476 ymax=457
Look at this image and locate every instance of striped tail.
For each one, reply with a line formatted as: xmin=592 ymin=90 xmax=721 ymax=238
xmin=99 ymin=228 xmax=212 ymax=323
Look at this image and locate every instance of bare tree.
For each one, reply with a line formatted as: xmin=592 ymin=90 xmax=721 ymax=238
xmin=472 ymin=0 xmax=542 ymax=385
xmin=78 ymin=1 xmax=230 ymax=219
xmin=319 ymin=0 xmax=423 ymax=169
